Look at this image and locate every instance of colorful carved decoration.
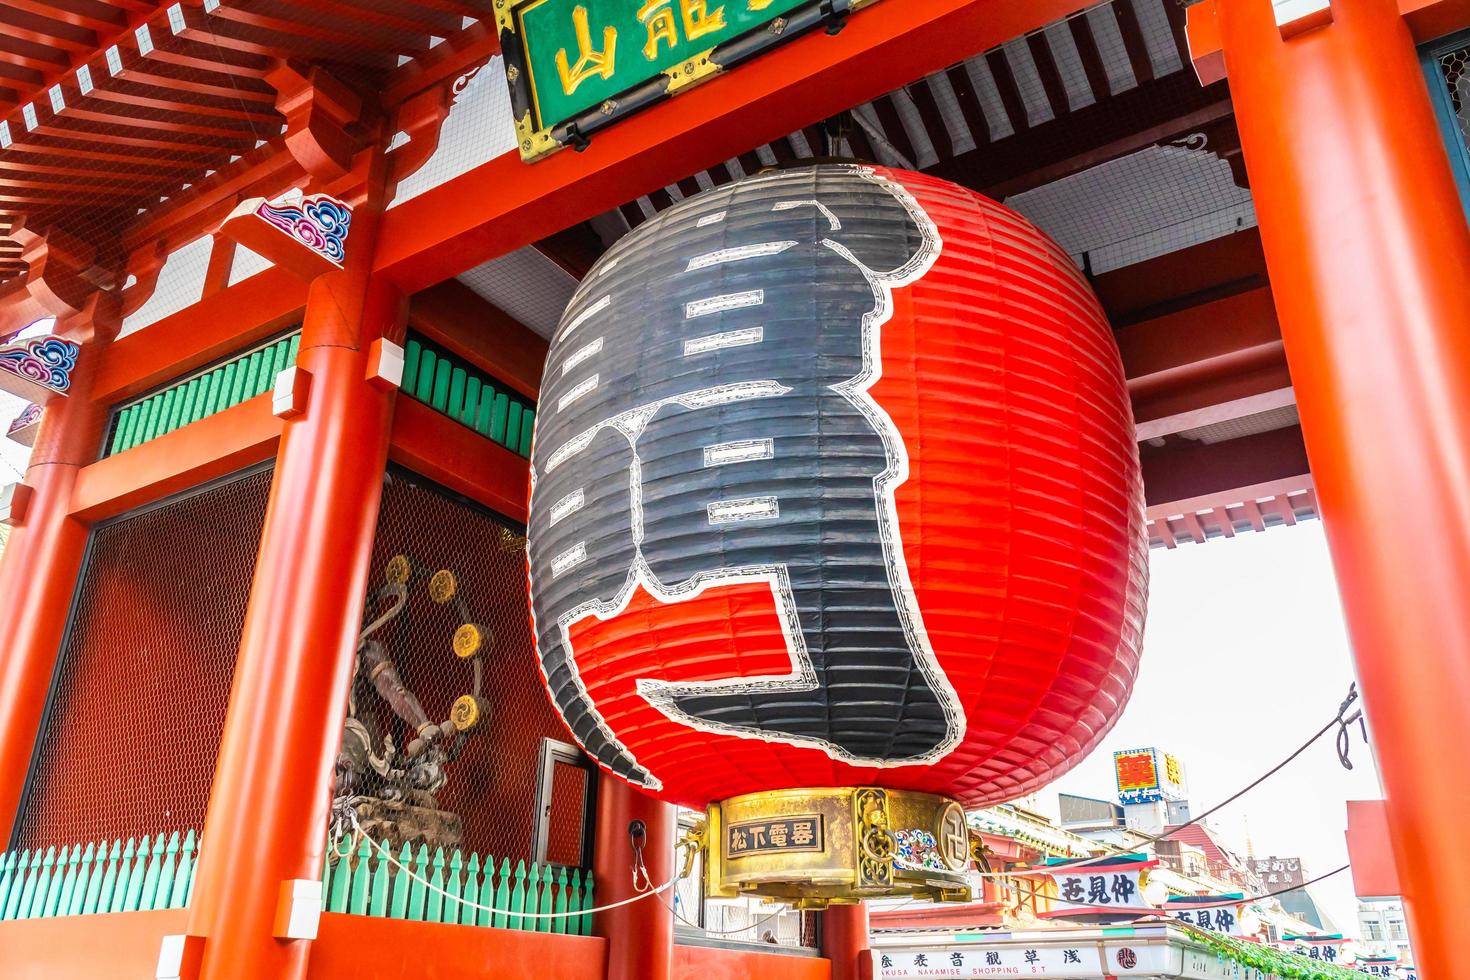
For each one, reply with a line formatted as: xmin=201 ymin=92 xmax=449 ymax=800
xmin=525 ymin=164 xmax=1147 ymax=905
xmin=254 ymin=191 xmax=352 ymax=266
xmin=0 ymin=334 xmax=80 ymax=404
xmin=6 ymin=402 xmax=41 ymax=447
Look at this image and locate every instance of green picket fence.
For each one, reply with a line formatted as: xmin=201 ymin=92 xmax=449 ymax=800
xmin=106 ymin=331 xmax=302 ymax=456
xmin=0 ymin=830 xmax=198 ymax=920
xmin=402 ymin=334 xmax=536 ymax=458
xmin=322 ymin=836 xmax=593 ymax=936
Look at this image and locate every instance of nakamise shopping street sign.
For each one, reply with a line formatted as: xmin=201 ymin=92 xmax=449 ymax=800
xmin=496 ymin=0 xmax=886 ymax=161
xmin=877 ymin=943 xmax=1178 ymax=979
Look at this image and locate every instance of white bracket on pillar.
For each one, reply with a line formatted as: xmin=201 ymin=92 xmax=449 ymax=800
xmin=155 ymin=934 xmax=205 ymax=980
xmin=273 ymin=878 xmax=323 ymax=940
xmin=1274 ymin=0 xmax=1332 ymax=39
xmin=366 ymin=338 xmax=405 ymax=391
xmin=273 ymin=366 xmax=312 ymax=420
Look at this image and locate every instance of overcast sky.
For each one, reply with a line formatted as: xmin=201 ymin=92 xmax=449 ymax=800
xmin=1034 ymin=519 xmax=1385 ymax=937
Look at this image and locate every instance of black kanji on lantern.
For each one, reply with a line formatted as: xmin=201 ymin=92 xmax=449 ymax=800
xmin=528 ymin=166 xmax=965 ymax=789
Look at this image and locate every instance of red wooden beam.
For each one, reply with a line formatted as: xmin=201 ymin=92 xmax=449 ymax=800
xmin=389 ymin=398 xmax=530 ymax=524
xmin=373 ymin=0 xmax=1098 ymax=293
xmin=1141 ymin=424 xmax=1310 ymax=510
xmin=1091 ymin=226 xmax=1268 ymax=325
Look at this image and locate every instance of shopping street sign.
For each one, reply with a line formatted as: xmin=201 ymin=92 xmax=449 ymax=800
xmin=496 ymin=0 xmax=885 ymax=161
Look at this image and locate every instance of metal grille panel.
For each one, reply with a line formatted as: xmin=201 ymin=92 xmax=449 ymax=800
xmin=12 ymin=467 xmax=273 ymax=850
xmin=334 ymin=468 xmax=584 ymax=866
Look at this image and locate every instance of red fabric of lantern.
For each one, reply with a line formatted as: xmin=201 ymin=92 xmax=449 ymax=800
xmin=527 ymin=165 xmax=1146 ymax=809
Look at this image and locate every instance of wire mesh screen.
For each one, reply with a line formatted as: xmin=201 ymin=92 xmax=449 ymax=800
xmin=334 ymin=468 xmax=585 ymax=867
xmin=11 ymin=467 xmax=273 ymax=851
xmin=1437 ymin=44 xmax=1470 ymax=155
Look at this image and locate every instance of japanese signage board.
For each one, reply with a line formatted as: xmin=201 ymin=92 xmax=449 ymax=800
xmin=876 ymin=943 xmax=1177 ymax=978
xmin=496 ymin=0 xmax=886 ymax=161
xmin=1167 ymin=897 xmax=1248 ymax=936
xmin=1358 ymin=960 xmax=1400 ymax=977
xmin=1248 ymin=855 xmax=1305 ymax=890
xmin=1114 ymin=747 xmax=1186 ymax=804
xmin=725 ymin=814 xmax=823 ymax=857
xmin=1281 ymin=936 xmax=1349 ymax=966
xmin=1033 ymin=857 xmax=1158 ymax=919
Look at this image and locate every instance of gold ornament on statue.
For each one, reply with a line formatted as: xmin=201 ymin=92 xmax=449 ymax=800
xmin=385 ymin=554 xmax=411 ymax=585
xmin=450 ymin=694 xmax=485 ymax=732
xmin=429 ymin=569 xmax=458 ymax=604
xmin=453 ymin=623 xmax=486 ymax=659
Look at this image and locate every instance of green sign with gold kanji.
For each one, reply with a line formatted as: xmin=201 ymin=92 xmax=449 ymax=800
xmin=496 ymin=0 xmax=883 ymax=161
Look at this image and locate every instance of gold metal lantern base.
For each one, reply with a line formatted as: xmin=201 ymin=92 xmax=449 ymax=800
xmin=702 ymin=787 xmax=974 ymax=909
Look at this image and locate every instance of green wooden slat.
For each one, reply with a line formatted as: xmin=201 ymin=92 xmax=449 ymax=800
xmin=153 ymin=833 xmax=179 ymax=911
xmin=27 ymin=846 xmax=55 ymax=918
xmin=241 ymin=352 xmax=264 ymax=405
xmin=443 ymin=850 xmax=463 ymax=925
xmin=508 ymin=860 xmax=526 ymax=931
xmin=217 ymin=362 xmax=240 ymax=413
xmin=0 ymin=851 xmax=17 ymax=920
xmin=569 ymin=870 xmax=585 ymax=936
xmin=537 ymin=863 xmax=555 ymax=933
xmin=122 ymin=835 xmax=150 ymax=912
xmin=579 ymin=873 xmax=594 ymax=937
xmin=287 ymin=332 xmax=301 ymax=366
xmin=390 ymin=843 xmax=413 ymax=920
xmin=179 ymin=378 xmax=201 ymax=427
xmin=407 ymin=845 xmax=429 ymax=922
xmin=349 ymin=837 xmax=372 ymax=916
xmin=140 ymin=834 xmax=167 ymax=910
xmin=327 ymin=843 xmax=351 ymax=913
xmin=81 ymin=842 xmax=107 ymax=914
xmin=474 ymin=387 xmax=496 ymax=436
xmin=152 ymin=389 xmax=177 ymax=437
xmin=461 ymin=853 xmax=480 ymax=926
xmin=162 ymin=385 xmax=186 ymax=434
xmin=140 ymin=395 xmax=165 ymax=444
xmin=462 ymin=377 xmax=482 ymax=428
xmin=518 ymin=408 xmax=536 ymax=458
xmin=169 ymin=831 xmax=195 ymax=909
xmin=430 ymin=359 xmax=452 ymax=413
xmin=53 ymin=844 xmax=80 ymax=917
xmin=504 ymin=402 xmax=524 ymax=454
xmin=447 ymin=367 xmax=467 ymax=423
xmin=227 ymin=354 xmax=250 ymax=407
xmin=269 ymin=339 xmax=292 ymax=389
xmin=111 ymin=407 xmax=136 ymax=455
xmin=98 ymin=840 xmax=124 ymax=914
xmin=185 ymin=848 xmax=199 ymax=906
xmin=552 ymin=866 xmax=569 ymax=934
xmin=200 ymin=369 xmax=224 ymax=419
xmin=489 ymin=393 xmax=509 ymax=443
xmin=12 ymin=850 xmax=38 ymax=919
xmin=425 ymin=848 xmax=447 ymax=923
xmin=476 ymin=854 xmax=496 ymax=928
xmin=415 ymin=350 xmax=438 ymax=403
xmin=255 ymin=346 xmax=278 ymax=397
xmin=66 ymin=843 xmax=95 ymax=916
xmin=403 ymin=339 xmax=422 ymax=395
xmin=492 ymin=858 xmax=510 ymax=929
xmin=368 ymin=840 xmax=390 ymax=917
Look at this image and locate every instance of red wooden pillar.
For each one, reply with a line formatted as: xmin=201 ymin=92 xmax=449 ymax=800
xmin=823 ymin=902 xmax=871 ymax=980
xmin=1212 ymin=0 xmax=1470 ymax=974
xmin=0 ymin=301 xmax=114 ymax=843
xmin=183 ymin=205 xmax=406 ymax=979
xmin=593 ymin=772 xmax=676 ymax=980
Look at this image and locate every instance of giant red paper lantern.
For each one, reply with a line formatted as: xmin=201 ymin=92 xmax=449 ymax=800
xmin=527 ymin=164 xmax=1147 ymax=811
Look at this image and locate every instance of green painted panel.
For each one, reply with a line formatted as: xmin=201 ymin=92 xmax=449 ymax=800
xmin=54 ymin=844 xmax=81 ymax=917
xmin=462 ymin=377 xmax=482 ymax=428
xmin=201 ymin=369 xmax=224 ymax=418
xmin=288 ymin=333 xmax=301 ymax=367
xmin=461 ymin=853 xmax=480 ymax=926
xmin=28 ymin=847 xmax=56 ymax=918
xmin=475 ymin=390 xmax=496 ymax=436
xmin=242 ymin=352 xmax=264 ymax=405
xmin=139 ymin=835 xmax=166 ymax=911
xmin=369 ymin=843 xmax=390 ymax=917
xmin=404 ymin=339 xmax=422 ymax=396
xmin=0 ymin=851 xmax=17 ymax=920
xmin=493 ymin=858 xmax=511 ymax=929
xmin=425 ymin=848 xmax=447 ymax=924
xmin=431 ymin=359 xmax=452 ymax=413
xmin=489 ymin=393 xmax=509 ymax=443
xmin=519 ymin=408 xmax=536 ymax=458
xmin=579 ymin=873 xmax=593 ymax=937
xmin=416 ymin=350 xmax=438 ymax=402
xmin=448 ymin=367 xmax=467 ymax=423
xmin=218 ymin=362 xmax=239 ymax=413
xmin=6 ymin=850 xmax=34 ymax=919
xmin=169 ymin=831 xmax=195 ymax=909
xmin=508 ymin=860 xmax=527 ymax=930
xmin=407 ymin=845 xmax=429 ymax=922
xmin=505 ymin=401 xmax=524 ymax=453
xmin=14 ymin=849 xmax=40 ymax=919
xmin=349 ymin=838 xmax=372 ymax=916
xmin=552 ymin=866 xmax=568 ymax=935
xmin=179 ymin=378 xmax=201 ymax=427
xmin=122 ymin=835 xmax=149 ymax=912
xmin=97 ymin=841 xmax=123 ymax=914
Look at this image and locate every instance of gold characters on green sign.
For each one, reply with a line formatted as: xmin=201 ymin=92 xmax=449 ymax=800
xmin=556 ymin=6 xmax=617 ymax=96
xmin=637 ymin=0 xmax=727 ymax=60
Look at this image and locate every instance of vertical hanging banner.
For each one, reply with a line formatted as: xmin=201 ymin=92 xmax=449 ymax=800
xmin=497 ymin=0 xmax=887 ymax=161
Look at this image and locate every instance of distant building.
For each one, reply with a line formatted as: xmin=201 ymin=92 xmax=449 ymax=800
xmin=1358 ymin=899 xmax=1414 ymax=966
